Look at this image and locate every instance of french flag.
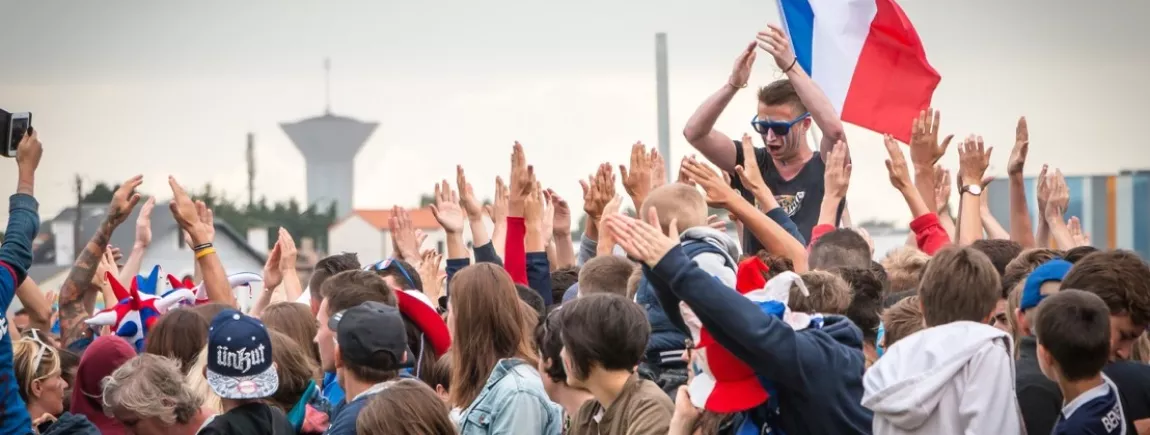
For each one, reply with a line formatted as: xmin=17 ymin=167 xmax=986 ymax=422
xmin=777 ymin=0 xmax=939 ymax=142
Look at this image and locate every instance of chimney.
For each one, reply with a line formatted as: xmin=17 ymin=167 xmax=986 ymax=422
xmin=53 ymin=222 xmax=75 ymax=267
xmin=247 ymin=227 xmax=269 ymax=254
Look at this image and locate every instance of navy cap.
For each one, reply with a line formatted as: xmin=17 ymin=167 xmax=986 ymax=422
xmin=1020 ymin=259 xmax=1073 ymax=311
xmin=207 ymin=309 xmax=278 ymax=399
xmin=329 ymin=301 xmax=414 ymax=371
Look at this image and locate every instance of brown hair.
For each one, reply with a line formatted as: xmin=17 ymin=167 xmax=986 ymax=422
xmin=789 ymin=270 xmax=851 ymax=315
xmin=448 ymin=264 xmax=539 ymax=409
xmin=261 ymin=302 xmax=321 ymax=366
xmin=881 ymin=246 xmax=929 ymax=294
xmin=625 ymin=266 xmax=644 ymax=300
xmin=881 ymin=295 xmax=924 ymax=348
xmin=267 ymin=330 xmax=321 ymax=412
xmin=1033 ymin=290 xmax=1111 ymax=381
xmin=970 ymin=239 xmax=1023 ymax=277
xmin=837 ymin=267 xmax=884 ymax=345
xmin=550 ymin=266 xmax=580 ymax=305
xmin=757 ymin=79 xmax=807 ymax=113
xmin=144 ymin=309 xmax=208 ymax=374
xmin=1061 ymin=250 xmax=1150 ymax=327
xmin=918 ymin=246 xmax=1001 ymax=326
xmin=356 ymin=379 xmax=456 ymax=435
xmin=322 ymin=269 xmax=398 ymax=317
xmin=578 ymin=256 xmax=635 ymax=297
xmin=1002 ymin=248 xmax=1063 ymax=299
xmin=310 ymin=253 xmax=361 ymax=303
xmin=639 ymin=184 xmax=707 ymax=233
xmin=810 ymin=229 xmax=871 ymax=270
xmin=559 ymin=294 xmax=650 ymax=381
xmin=426 ymin=353 xmax=452 ymax=393
xmin=190 ymin=303 xmax=231 ymax=323
xmin=1007 ymin=282 xmax=1024 ymax=356
xmin=756 ymin=251 xmax=795 ymax=277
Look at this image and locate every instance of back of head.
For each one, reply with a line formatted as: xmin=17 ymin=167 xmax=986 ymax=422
xmin=881 ymin=246 xmax=929 ymax=294
xmin=310 ymin=252 xmax=361 ymax=303
xmin=789 ymin=270 xmax=851 ymax=315
xmin=261 ymin=302 xmax=321 ymax=364
xmin=836 ymin=267 xmax=884 ymax=345
xmin=640 ymin=183 xmax=707 ymax=233
xmin=267 ymin=330 xmax=320 ymax=412
xmin=1033 ymin=290 xmax=1111 ymax=381
xmin=1002 ymin=248 xmax=1063 ymax=299
xmin=578 ymin=256 xmax=636 ymax=298
xmin=190 ymin=303 xmax=231 ymax=323
xmin=756 ymin=251 xmax=795 ymax=277
xmin=144 ymin=309 xmax=209 ymax=374
xmin=322 ymin=269 xmax=398 ymax=317
xmin=550 ymin=266 xmax=580 ymax=306
xmin=970 ymin=239 xmax=1023 ymax=278
xmin=101 ymin=354 xmax=203 ymax=426
xmin=1061 ymin=250 xmax=1150 ymax=328
xmin=448 ymin=263 xmax=538 ymax=408
xmin=625 ymin=267 xmax=644 ymax=300
xmin=810 ymin=229 xmax=871 ymax=270
xmin=357 ymin=379 xmax=456 ymax=435
xmin=868 ymin=260 xmax=890 ymax=294
xmin=73 ymin=336 xmax=136 ymax=416
xmin=558 ymin=293 xmax=650 ymax=381
xmin=1064 ymin=245 xmax=1100 ymax=264
xmin=881 ymin=295 xmax=924 ymax=349
xmin=918 ymin=246 xmax=1001 ymax=326
xmin=372 ymin=258 xmax=423 ymax=291
xmin=515 ymin=284 xmax=547 ymax=319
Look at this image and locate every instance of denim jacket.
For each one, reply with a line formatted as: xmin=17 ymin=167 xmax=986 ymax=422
xmin=1 ymin=193 xmax=40 ymax=435
xmin=456 ymin=358 xmax=562 ymax=435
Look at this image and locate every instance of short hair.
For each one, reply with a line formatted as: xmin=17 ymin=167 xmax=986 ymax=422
xmin=550 ymin=266 xmax=580 ymax=306
xmin=1002 ymin=248 xmax=1063 ymax=299
xmin=578 ymin=256 xmax=635 ymax=297
xmin=868 ymin=260 xmax=890 ymax=293
xmin=789 ymin=270 xmax=851 ymax=315
xmin=881 ymin=246 xmax=930 ymax=294
xmin=374 ymin=258 xmax=423 ymax=291
xmin=836 ymin=268 xmax=884 ymax=345
xmin=559 ymin=294 xmax=650 ymax=381
xmin=883 ymin=290 xmax=916 ymax=309
xmin=756 ymin=251 xmax=795 ymax=277
xmin=639 ymin=184 xmax=707 ymax=233
xmin=882 ymin=295 xmax=924 ymax=348
xmin=310 ymin=253 xmax=361 ymax=302
xmin=810 ymin=229 xmax=871 ymax=270
xmin=1061 ymin=250 xmax=1150 ymax=327
xmin=356 ymin=379 xmax=456 ymax=435
xmin=1034 ymin=290 xmax=1111 ymax=381
xmin=970 ymin=239 xmax=1023 ymax=277
xmin=515 ymin=284 xmax=546 ymax=319
xmin=144 ymin=309 xmax=208 ymax=374
xmin=426 ymin=354 xmax=452 ymax=393
xmin=625 ymin=267 xmax=644 ymax=300
xmin=757 ymin=79 xmax=807 ymax=113
xmin=534 ymin=309 xmax=568 ymax=384
xmin=101 ymin=354 xmax=203 ymax=425
xmin=322 ymin=269 xmax=398 ymax=317
xmin=918 ymin=246 xmax=1001 ymax=326
xmin=1064 ymin=246 xmax=1100 ymax=264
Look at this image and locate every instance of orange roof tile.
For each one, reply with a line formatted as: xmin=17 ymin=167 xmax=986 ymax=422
xmin=347 ymin=208 xmax=442 ymax=231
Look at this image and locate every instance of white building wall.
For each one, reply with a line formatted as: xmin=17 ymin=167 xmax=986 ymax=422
xmin=329 ymin=216 xmax=386 ymax=263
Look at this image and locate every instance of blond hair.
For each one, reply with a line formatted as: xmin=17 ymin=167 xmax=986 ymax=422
xmin=640 ymin=184 xmax=707 ymax=233
xmin=13 ymin=331 xmax=61 ymax=403
xmin=881 ymin=296 xmax=924 ymax=349
xmin=185 ymin=346 xmax=222 ymax=414
xmin=881 ymin=246 xmax=929 ymax=293
xmin=101 ymin=354 xmax=204 ymax=425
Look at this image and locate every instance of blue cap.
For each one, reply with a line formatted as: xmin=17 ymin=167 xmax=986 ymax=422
xmin=1019 ymin=259 xmax=1073 ymax=311
xmin=562 ymin=283 xmax=580 ymax=303
xmin=207 ymin=309 xmax=278 ymax=399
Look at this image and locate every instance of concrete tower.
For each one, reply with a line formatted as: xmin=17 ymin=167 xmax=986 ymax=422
xmin=280 ymin=59 xmax=377 ymax=217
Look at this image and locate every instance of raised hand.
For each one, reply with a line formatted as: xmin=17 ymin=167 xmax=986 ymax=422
xmin=933 ymin=166 xmax=952 ymax=212
xmin=823 ymin=140 xmax=852 ymax=199
xmin=389 ymin=206 xmax=421 ymax=262
xmin=485 ymin=176 xmax=509 ymax=223
xmin=430 ymin=180 xmax=465 ymax=234
xmin=734 ymin=133 xmax=768 ymax=192
xmin=729 ymin=41 xmax=757 ymax=88
xmin=650 ymin=149 xmax=667 ymax=190
xmin=1008 ymin=117 xmax=1029 ymax=176
xmin=707 ymin=215 xmax=728 ymax=231
xmin=540 ymin=188 xmax=555 ymax=242
xmin=456 ymin=165 xmax=484 ymax=219
xmin=108 ymin=175 xmax=144 ymax=228
xmin=278 ymin=227 xmax=297 ymax=271
xmin=262 ymin=240 xmax=284 ymax=290
xmin=508 ymin=142 xmax=533 ymax=216
xmin=1068 ymin=216 xmax=1091 ymax=247
xmin=15 ymin=129 xmax=43 ymax=194
xmin=1044 ymin=169 xmax=1069 ymax=221
xmin=548 ymin=189 xmax=572 ymax=237
xmin=676 ymin=157 xmax=697 ymax=187
xmin=580 ymin=163 xmax=616 ymax=222
xmin=418 ymin=249 xmax=444 ymax=302
xmin=681 ymin=157 xmax=741 ymax=208
xmin=182 ymin=200 xmax=216 ymax=247
xmin=524 ymin=181 xmax=545 ymax=228
xmin=620 ymin=142 xmax=653 ymax=206
xmin=756 ymin=24 xmax=798 ymax=71
xmin=135 ymin=197 xmax=155 ymax=248
xmin=957 ymin=135 xmax=993 ymax=187
xmin=603 ymin=208 xmax=680 ymax=268
xmin=882 ymin=135 xmax=913 ymax=192
xmin=909 ymin=108 xmax=953 ymax=168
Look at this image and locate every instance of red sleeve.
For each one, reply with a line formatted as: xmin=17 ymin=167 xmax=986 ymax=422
xmin=504 ymin=217 xmax=528 ymax=285
xmin=910 ymin=213 xmax=951 ymax=255
xmin=806 ymin=224 xmax=836 ymax=250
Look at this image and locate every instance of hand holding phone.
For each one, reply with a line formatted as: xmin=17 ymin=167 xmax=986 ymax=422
xmin=1 ymin=109 xmax=32 ymax=158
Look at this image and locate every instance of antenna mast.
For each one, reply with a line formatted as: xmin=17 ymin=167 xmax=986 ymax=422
xmin=324 ymin=58 xmax=332 ymax=115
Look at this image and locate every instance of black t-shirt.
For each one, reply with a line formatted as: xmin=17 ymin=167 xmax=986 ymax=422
xmin=1103 ymin=361 xmax=1150 ymax=429
xmin=731 ymin=140 xmax=843 ymax=253
xmin=198 ymin=402 xmax=295 ymax=435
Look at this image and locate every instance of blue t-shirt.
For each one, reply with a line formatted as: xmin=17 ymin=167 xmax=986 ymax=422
xmin=322 ymin=372 xmax=345 ymax=408
xmin=1054 ymin=376 xmax=1126 ymax=435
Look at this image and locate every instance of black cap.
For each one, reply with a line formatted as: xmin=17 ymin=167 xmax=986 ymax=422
xmin=329 ymin=301 xmax=414 ymax=371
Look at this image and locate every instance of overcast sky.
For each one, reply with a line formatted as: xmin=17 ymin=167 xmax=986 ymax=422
xmin=2 ymin=0 xmax=1148 ymax=228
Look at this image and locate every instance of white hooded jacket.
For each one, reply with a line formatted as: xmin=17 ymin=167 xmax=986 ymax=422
xmin=862 ymin=321 xmax=1023 ymax=435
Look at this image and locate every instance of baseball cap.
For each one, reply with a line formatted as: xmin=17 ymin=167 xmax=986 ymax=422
xmin=207 ymin=309 xmax=279 ymax=399
xmin=1020 ymin=259 xmax=1073 ymax=311
xmin=329 ymin=301 xmax=415 ymax=371
xmin=395 ymin=290 xmax=452 ymax=358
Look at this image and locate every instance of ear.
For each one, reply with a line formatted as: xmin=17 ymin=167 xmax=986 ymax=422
xmin=333 ymin=345 xmax=344 ymax=369
xmin=30 ymin=378 xmax=44 ymax=398
xmin=1015 ymin=308 xmax=1028 ymax=334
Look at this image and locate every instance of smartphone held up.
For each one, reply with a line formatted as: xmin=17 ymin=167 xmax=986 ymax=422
xmin=1 ymin=109 xmax=32 ymax=158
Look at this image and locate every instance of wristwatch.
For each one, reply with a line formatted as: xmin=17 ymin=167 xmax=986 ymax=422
xmin=961 ymin=184 xmax=984 ymax=196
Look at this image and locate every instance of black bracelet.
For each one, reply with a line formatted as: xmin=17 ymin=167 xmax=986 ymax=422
xmin=193 ymin=242 xmax=213 ymax=252
xmin=783 ymin=57 xmax=798 ymax=73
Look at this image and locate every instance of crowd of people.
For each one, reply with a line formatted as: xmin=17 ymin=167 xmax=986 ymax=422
xmin=1 ymin=24 xmax=1148 ymax=435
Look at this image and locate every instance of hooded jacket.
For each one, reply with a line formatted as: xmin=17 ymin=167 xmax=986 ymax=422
xmin=862 ymin=321 xmax=1022 ymax=434
xmin=38 ymin=412 xmax=101 ymax=435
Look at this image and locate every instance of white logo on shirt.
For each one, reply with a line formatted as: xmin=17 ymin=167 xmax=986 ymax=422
xmin=215 ymin=344 xmax=267 ymax=374
xmin=1102 ymin=408 xmax=1121 ymax=433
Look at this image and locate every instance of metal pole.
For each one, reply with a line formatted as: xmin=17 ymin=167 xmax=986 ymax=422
xmin=655 ymin=33 xmax=672 ymax=183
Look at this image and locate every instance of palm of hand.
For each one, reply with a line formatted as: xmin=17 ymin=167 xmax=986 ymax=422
xmin=436 ymin=202 xmax=465 ymax=232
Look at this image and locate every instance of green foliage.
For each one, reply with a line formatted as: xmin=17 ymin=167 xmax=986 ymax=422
xmin=82 ymin=182 xmax=117 ymax=203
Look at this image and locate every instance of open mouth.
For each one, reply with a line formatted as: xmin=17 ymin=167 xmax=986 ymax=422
xmin=767 ymin=144 xmax=784 ymax=153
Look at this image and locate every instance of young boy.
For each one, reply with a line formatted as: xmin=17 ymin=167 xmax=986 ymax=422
xmin=633 ymin=183 xmax=739 ymax=396
xmin=1034 ymin=290 xmax=1125 ymax=435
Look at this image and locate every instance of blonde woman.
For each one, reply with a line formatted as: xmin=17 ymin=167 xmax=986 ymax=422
xmin=13 ymin=329 xmax=99 ymax=434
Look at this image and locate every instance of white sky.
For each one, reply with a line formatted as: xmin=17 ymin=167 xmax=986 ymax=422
xmin=1 ymin=0 xmax=1148 ymax=227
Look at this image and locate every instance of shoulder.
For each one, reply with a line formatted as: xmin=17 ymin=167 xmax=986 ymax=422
xmin=628 ymin=380 xmax=675 ymax=412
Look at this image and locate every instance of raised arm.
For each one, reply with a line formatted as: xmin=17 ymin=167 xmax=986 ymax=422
xmin=168 ymin=177 xmax=232 ymax=305
xmin=457 ymin=166 xmax=491 ymax=252
xmin=1034 ymin=165 xmax=1052 ymax=248
xmin=682 ymin=42 xmax=756 ymax=172
xmin=758 ymin=24 xmax=846 ymax=156
xmin=486 ymin=176 xmax=509 ymax=260
xmin=980 ymin=180 xmax=1011 ymax=240
xmin=933 ymin=167 xmax=958 ymax=240
xmin=908 ymin=109 xmax=953 ymax=217
xmin=3 ymin=131 xmax=43 ymax=318
xmin=1007 ymin=117 xmax=1037 ymax=247
xmin=548 ymin=190 xmax=576 ymax=268
xmin=956 ymin=136 xmax=993 ymax=246
xmin=1043 ymin=169 xmax=1077 ymax=250
xmin=430 ymin=179 xmax=469 ymax=261
xmin=884 ymin=135 xmax=952 ymax=254
xmin=119 ymin=197 xmax=155 ymax=283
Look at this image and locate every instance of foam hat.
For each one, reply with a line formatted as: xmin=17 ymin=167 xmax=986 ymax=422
xmin=85 ymin=271 xmax=194 ymax=352
xmin=396 ymin=290 xmax=452 ymax=358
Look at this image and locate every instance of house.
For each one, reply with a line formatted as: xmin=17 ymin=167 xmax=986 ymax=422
xmin=328 ymin=208 xmax=491 ymax=264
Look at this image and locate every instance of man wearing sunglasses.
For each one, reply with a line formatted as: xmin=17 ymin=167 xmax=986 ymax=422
xmin=683 ymin=25 xmax=847 ymax=251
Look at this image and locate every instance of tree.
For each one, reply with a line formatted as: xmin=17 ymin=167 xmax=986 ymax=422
xmin=419 ymin=194 xmax=435 ymax=207
xmin=82 ymin=182 xmax=116 ymax=203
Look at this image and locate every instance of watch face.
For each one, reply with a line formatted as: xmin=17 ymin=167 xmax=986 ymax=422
xmin=967 ymin=185 xmax=983 ymax=195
